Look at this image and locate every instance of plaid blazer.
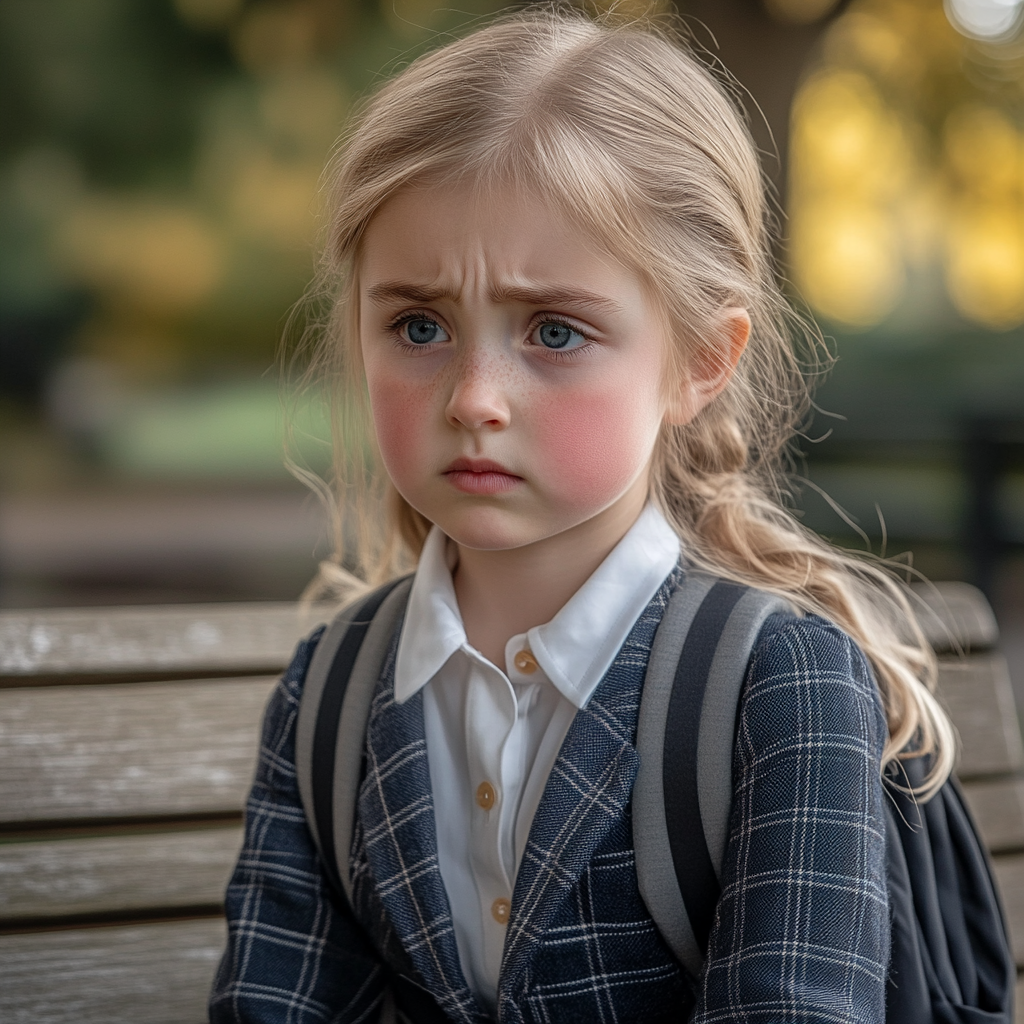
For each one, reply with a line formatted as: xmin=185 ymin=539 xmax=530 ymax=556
xmin=211 ymin=571 xmax=890 ymax=1023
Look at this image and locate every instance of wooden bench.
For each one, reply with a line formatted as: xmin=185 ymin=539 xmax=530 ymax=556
xmin=1 ymin=586 xmax=1022 ymax=1021
xmin=0 ymin=602 xmax=326 ymax=1024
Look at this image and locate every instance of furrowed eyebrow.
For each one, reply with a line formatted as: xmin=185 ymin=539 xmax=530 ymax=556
xmin=365 ymin=281 xmax=624 ymax=317
xmin=491 ymin=285 xmax=624 ymax=317
xmin=366 ymin=282 xmax=458 ymax=306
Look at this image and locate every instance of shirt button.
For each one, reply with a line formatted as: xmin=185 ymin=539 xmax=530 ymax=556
xmin=491 ymin=897 xmax=511 ymax=925
xmin=476 ymin=781 xmax=496 ymax=810
xmin=513 ymin=649 xmax=538 ymax=674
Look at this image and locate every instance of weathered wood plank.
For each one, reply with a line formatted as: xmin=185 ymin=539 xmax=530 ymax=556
xmin=0 ymin=826 xmax=243 ymax=922
xmin=912 ymin=581 xmax=1000 ymax=653
xmin=962 ymin=777 xmax=1024 ymax=853
xmin=0 ymin=602 xmax=330 ymax=678
xmin=0 ymin=917 xmax=224 ymax=1024
xmin=0 ymin=677 xmax=275 ymax=823
xmin=992 ymin=854 xmax=1024 ymax=967
xmin=937 ymin=656 xmax=1024 ymax=778
xmin=0 ymin=582 xmax=992 ymax=677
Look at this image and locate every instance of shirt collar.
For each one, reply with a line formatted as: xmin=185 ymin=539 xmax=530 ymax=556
xmin=394 ymin=504 xmax=680 ymax=708
xmin=394 ymin=525 xmax=466 ymax=704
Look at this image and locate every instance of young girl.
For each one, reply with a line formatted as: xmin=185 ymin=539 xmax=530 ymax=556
xmin=210 ymin=8 xmax=954 ymax=1022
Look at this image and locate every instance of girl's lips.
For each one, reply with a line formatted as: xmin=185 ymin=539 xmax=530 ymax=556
xmin=443 ymin=458 xmax=522 ymax=495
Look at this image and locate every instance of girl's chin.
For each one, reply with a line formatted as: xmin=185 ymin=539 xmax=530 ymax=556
xmin=432 ymin=509 xmax=557 ymax=553
xmin=442 ymin=527 xmax=533 ymax=552
xmin=425 ymin=494 xmax=632 ymax=553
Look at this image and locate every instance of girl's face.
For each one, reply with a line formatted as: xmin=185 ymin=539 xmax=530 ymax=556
xmin=357 ymin=181 xmax=675 ymax=552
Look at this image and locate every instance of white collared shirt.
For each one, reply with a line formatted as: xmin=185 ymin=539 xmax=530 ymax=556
xmin=393 ymin=504 xmax=680 ymax=1011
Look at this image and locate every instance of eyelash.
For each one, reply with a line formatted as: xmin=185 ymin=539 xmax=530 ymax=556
xmin=384 ymin=311 xmax=597 ymax=361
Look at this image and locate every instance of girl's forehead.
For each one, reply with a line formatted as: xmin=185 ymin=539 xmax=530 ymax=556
xmin=357 ymin=180 xmax=639 ymax=300
xmin=366 ymin=179 xmax=574 ymax=247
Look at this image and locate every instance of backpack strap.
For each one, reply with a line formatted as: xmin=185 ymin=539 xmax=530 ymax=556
xmin=295 ymin=576 xmax=414 ymax=905
xmin=634 ymin=572 xmax=793 ymax=979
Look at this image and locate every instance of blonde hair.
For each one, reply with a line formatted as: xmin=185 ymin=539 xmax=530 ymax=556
xmin=289 ymin=6 xmax=954 ymax=797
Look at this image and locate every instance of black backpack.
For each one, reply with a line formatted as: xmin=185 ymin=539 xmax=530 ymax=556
xmin=295 ymin=572 xmax=1015 ymax=1022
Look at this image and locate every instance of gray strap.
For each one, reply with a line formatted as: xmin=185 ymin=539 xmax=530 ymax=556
xmin=634 ymin=572 xmax=793 ymax=975
xmin=295 ymin=578 xmax=413 ymax=899
xmin=698 ymin=586 xmax=794 ymax=876
xmin=634 ymin=572 xmax=717 ymax=979
xmin=296 ymin=597 xmax=365 ymax=856
xmin=332 ymin=578 xmax=412 ymax=903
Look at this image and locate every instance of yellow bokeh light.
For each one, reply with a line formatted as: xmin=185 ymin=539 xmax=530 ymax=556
xmin=790 ymin=70 xmax=911 ymax=199
xmin=824 ymin=12 xmax=905 ymax=77
xmin=56 ymin=201 xmax=225 ymax=314
xmin=232 ymin=2 xmax=321 ymax=75
xmin=944 ymin=105 xmax=1023 ymax=198
xmin=789 ymin=0 xmax=1024 ymax=331
xmin=228 ymin=153 xmax=322 ymax=248
xmin=789 ymin=199 xmax=905 ymax=326
xmin=789 ymin=66 xmax=914 ymax=325
xmin=946 ymin=202 xmax=1024 ymax=328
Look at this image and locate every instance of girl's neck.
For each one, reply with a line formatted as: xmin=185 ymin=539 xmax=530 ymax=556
xmin=452 ymin=490 xmax=647 ymax=667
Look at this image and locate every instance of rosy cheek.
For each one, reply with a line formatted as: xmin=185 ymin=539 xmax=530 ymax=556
xmin=533 ymin=384 xmax=656 ymax=511
xmin=366 ymin=376 xmax=432 ymax=485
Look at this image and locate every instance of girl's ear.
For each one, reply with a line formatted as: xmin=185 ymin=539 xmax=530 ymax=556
xmin=664 ymin=307 xmax=750 ymax=426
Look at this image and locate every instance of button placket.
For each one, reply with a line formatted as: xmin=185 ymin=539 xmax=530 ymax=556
xmin=504 ymin=635 xmax=547 ymax=880
xmin=463 ymin=656 xmax=517 ymax=986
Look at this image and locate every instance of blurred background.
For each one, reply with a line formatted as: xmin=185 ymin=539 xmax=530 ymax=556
xmin=1 ymin=0 xmax=1022 ymax=652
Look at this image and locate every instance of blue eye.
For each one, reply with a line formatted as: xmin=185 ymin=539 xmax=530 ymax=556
xmin=536 ymin=321 xmax=586 ymax=350
xmin=402 ymin=318 xmax=448 ymax=345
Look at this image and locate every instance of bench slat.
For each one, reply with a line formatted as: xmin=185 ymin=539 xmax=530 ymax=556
xmin=961 ymin=778 xmax=1024 ymax=853
xmin=937 ymin=656 xmax=1024 ymax=778
xmin=912 ymin=582 xmax=1000 ymax=653
xmin=0 ymin=918 xmax=224 ymax=1024
xmin=3 ymin=658 xmax=1019 ymax=823
xmin=0 ymin=826 xmax=242 ymax=922
xmin=0 ymin=603 xmax=328 ymax=678
xmin=0 ymin=583 xmax=990 ymax=677
xmin=0 ymin=678 xmax=275 ymax=823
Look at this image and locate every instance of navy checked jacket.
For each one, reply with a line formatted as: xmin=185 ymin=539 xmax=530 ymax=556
xmin=211 ymin=571 xmax=890 ymax=1023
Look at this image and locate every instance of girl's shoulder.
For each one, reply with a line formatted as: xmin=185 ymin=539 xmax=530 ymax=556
xmin=740 ymin=610 xmax=886 ymax=748
xmin=749 ymin=610 xmax=874 ymax=681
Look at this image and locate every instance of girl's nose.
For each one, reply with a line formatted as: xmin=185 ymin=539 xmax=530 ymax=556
xmin=444 ymin=355 xmax=511 ymax=432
